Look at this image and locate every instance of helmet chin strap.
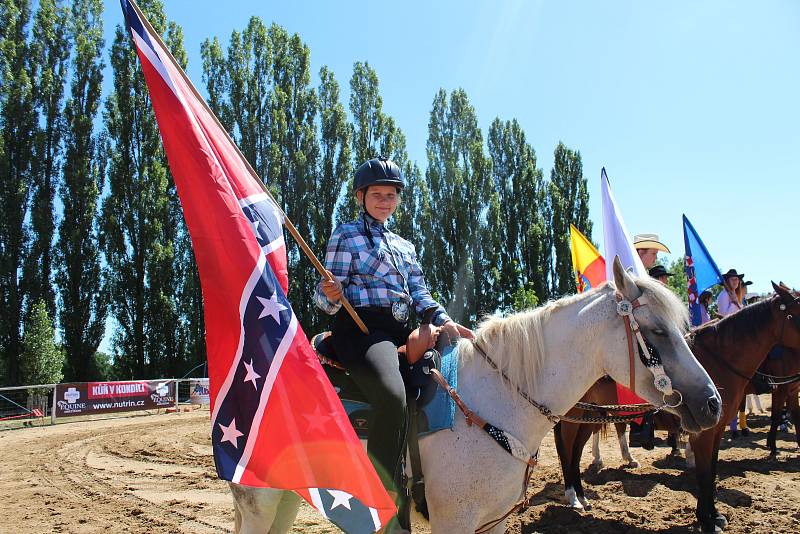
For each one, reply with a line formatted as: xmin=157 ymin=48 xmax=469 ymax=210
xmin=360 ymin=186 xmax=379 ymax=249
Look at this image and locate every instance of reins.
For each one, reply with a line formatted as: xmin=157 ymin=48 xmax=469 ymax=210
xmin=754 ymin=370 xmax=800 ymax=387
xmin=687 ymin=294 xmax=800 ymax=388
xmin=471 ymin=342 xmax=666 ymax=424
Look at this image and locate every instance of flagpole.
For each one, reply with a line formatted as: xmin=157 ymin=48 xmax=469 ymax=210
xmin=126 ymin=0 xmax=369 ymax=334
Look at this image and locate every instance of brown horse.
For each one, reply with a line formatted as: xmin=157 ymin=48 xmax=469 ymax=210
xmin=553 ymin=380 xmax=682 ymax=510
xmin=554 ymin=283 xmax=800 ymax=533
xmin=747 ymin=346 xmax=800 ymax=455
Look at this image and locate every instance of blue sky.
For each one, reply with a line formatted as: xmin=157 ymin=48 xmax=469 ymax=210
xmin=102 ymin=0 xmax=799 ymax=299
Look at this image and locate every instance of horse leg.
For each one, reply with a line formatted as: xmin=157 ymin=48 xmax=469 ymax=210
xmin=789 ymin=385 xmax=800 ymax=448
xmin=708 ymin=434 xmax=728 ymax=530
xmin=230 ymin=485 xmax=300 ymax=534
xmin=572 ymin=422 xmax=596 ymax=510
xmin=691 ymin=429 xmax=725 ymax=532
xmin=685 ymin=438 xmax=695 ymax=469
xmin=269 ymin=491 xmax=303 ymax=534
xmin=554 ymin=421 xmax=583 ymax=509
xmin=615 ymin=422 xmax=639 ymax=467
xmin=590 ymin=430 xmax=603 ymax=469
xmin=768 ymin=387 xmax=787 ymax=455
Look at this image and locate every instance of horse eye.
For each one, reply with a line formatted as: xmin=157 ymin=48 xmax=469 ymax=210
xmin=652 ymin=328 xmax=667 ymax=337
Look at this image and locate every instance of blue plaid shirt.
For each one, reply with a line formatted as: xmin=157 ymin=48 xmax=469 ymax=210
xmin=314 ymin=214 xmax=451 ymax=326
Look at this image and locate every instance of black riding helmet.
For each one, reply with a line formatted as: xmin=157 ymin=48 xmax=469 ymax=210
xmin=353 ymin=156 xmax=405 ymax=193
xmin=355 ymin=157 xmax=403 ymax=244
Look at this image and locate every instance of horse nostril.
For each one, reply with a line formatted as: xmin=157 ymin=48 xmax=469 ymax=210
xmin=707 ymin=396 xmax=720 ymax=417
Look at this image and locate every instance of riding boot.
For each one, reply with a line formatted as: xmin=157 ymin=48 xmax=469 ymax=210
xmin=728 ymin=414 xmax=739 ymax=438
xmin=738 ymin=411 xmax=750 ymax=436
xmin=377 ymin=491 xmax=411 ymax=534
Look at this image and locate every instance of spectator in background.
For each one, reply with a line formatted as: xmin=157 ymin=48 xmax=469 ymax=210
xmin=633 ymin=233 xmax=670 ymax=270
xmin=716 ymin=269 xmax=744 ymax=316
xmin=699 ymin=290 xmax=714 ymax=324
xmin=648 ymin=264 xmax=673 ymax=285
xmin=715 ymin=269 xmax=751 ymax=437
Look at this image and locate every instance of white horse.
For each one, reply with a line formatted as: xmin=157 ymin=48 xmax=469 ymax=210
xmin=230 ymin=257 xmax=722 ymax=533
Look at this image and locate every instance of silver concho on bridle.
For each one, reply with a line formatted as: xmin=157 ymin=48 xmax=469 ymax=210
xmin=616 ymin=295 xmax=680 ymax=406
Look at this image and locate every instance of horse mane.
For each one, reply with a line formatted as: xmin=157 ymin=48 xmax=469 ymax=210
xmin=462 ymin=275 xmax=689 ymax=399
xmin=692 ymin=295 xmax=776 ymax=348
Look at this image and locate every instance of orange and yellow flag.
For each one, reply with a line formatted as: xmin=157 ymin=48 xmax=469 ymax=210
xmin=569 ymin=224 xmax=606 ymax=293
xmin=571 ymin=224 xmax=647 ymax=409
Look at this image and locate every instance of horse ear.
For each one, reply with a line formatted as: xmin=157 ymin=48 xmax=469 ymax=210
xmin=772 ymin=281 xmax=790 ymax=300
xmin=612 ymin=255 xmax=640 ymax=300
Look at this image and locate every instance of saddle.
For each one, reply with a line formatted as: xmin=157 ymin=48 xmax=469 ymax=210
xmin=311 ymin=330 xmax=443 ymax=412
xmin=313 ymin=330 xmax=452 ymax=525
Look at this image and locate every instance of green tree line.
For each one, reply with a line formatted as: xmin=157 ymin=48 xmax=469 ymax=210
xmin=0 ymin=0 xmax=590 ymax=386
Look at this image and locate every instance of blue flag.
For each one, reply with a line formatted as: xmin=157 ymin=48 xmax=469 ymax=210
xmin=683 ymin=215 xmax=723 ymax=326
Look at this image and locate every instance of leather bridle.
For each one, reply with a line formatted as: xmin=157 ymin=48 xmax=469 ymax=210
xmin=614 ymin=291 xmax=682 ymax=408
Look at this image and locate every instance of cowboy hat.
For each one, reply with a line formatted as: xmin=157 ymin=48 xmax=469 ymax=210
xmin=648 ymin=265 xmax=673 ymax=279
xmin=633 ymin=233 xmax=670 ymax=253
xmin=722 ymin=268 xmax=744 ymax=280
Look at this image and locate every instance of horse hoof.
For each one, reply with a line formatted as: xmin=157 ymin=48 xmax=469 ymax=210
xmin=564 ymin=489 xmax=584 ymax=510
xmin=624 ymin=460 xmax=640 ymax=468
xmin=590 ymin=460 xmax=604 ymax=470
xmin=714 ymin=512 xmax=728 ymax=529
xmin=577 ymin=496 xmax=592 ymax=511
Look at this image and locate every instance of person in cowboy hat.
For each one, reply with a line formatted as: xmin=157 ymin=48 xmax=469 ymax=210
xmin=714 ymin=268 xmax=754 ymax=437
xmin=315 ymin=156 xmax=473 ymax=533
xmin=647 ymin=264 xmax=673 ymax=285
xmin=633 ymin=233 xmax=670 ymax=270
xmin=716 ymin=268 xmax=745 ymax=317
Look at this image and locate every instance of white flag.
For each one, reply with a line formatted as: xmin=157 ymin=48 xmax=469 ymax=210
xmin=601 ymin=168 xmax=647 ymax=281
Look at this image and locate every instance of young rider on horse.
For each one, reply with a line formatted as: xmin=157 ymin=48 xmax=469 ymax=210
xmin=314 ymin=156 xmax=473 ymax=533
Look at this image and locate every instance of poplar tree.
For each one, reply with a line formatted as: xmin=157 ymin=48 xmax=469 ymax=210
xmin=426 ymin=88 xmax=491 ymax=323
xmin=23 ymin=0 xmax=69 ymax=321
xmin=57 ymin=0 xmax=107 ymax=381
xmin=144 ymin=20 xmax=188 ymax=377
xmin=265 ymin=24 xmax=319 ymax=326
xmin=340 ymin=61 xmax=402 ymax=224
xmin=0 ymin=0 xmax=36 ymax=385
xmin=224 ymin=17 xmax=272 ymax=181
xmin=487 ymin=118 xmax=548 ymax=309
xmin=548 ymin=142 xmax=591 ymax=296
xmin=102 ymin=0 xmax=185 ymax=378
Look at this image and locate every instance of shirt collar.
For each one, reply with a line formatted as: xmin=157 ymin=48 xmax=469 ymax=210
xmin=362 ymin=212 xmax=386 ymax=231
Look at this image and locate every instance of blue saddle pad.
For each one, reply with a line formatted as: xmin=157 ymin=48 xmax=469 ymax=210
xmin=338 ymin=343 xmax=459 ymax=438
xmin=417 ymin=342 xmax=459 ymax=436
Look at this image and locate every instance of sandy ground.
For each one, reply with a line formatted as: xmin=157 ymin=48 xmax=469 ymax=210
xmin=0 ymin=404 xmax=798 ymax=534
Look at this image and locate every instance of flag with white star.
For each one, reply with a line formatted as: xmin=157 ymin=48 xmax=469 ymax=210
xmin=120 ymin=1 xmax=395 ymax=532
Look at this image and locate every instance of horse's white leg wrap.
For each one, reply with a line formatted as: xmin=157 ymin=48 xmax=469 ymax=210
xmin=617 ymin=427 xmax=639 ymax=467
xmin=564 ymin=487 xmax=584 ymax=510
xmin=590 ymin=431 xmax=603 ymax=469
xmin=685 ymin=439 xmax=696 ymax=469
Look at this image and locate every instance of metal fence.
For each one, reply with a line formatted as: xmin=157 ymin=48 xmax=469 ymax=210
xmin=0 ymin=378 xmax=208 ymax=431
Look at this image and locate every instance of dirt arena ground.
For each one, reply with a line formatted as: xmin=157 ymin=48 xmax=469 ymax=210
xmin=1 ymin=401 xmax=798 ymax=534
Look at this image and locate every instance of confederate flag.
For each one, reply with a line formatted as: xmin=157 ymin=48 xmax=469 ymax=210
xmin=120 ymin=1 xmax=395 ymax=531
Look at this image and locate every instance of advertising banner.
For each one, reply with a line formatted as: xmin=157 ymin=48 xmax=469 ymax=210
xmin=55 ymin=380 xmax=176 ymax=417
xmin=189 ymin=378 xmax=210 ymax=405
